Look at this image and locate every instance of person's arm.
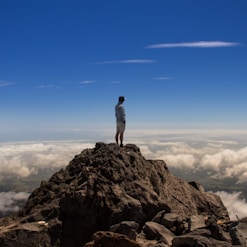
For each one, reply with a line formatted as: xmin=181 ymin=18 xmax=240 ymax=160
xmin=120 ymin=106 xmax=126 ymax=123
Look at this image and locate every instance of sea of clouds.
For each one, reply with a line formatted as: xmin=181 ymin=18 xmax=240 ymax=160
xmin=0 ymin=191 xmax=30 ymax=216
xmin=0 ymin=141 xmax=94 ymax=179
xmin=0 ymin=129 xmax=247 ymax=219
xmin=126 ymin=129 xmax=247 ymax=183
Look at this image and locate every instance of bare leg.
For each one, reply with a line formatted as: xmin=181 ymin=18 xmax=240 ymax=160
xmin=120 ymin=132 xmax=124 ymax=147
xmin=115 ymin=132 xmax=119 ymax=144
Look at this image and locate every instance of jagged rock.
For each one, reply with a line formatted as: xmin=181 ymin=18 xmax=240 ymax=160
xmin=0 ymin=219 xmax=52 ymax=247
xmin=162 ymin=213 xmax=180 ymax=229
xmin=84 ymin=231 xmax=142 ymax=247
xmin=142 ymin=221 xmax=174 ymax=245
xmin=206 ymin=215 xmax=228 ymax=241
xmin=0 ymin=142 xmax=245 ymax=246
xmin=57 ymin=143 xmax=229 ymax=245
xmin=172 ymin=228 xmax=233 ymax=247
xmin=110 ymin=221 xmax=139 ymax=240
xmin=230 ymin=217 xmax=247 ymax=246
xmin=152 ymin=211 xmax=186 ymax=235
xmin=189 ymin=215 xmax=206 ymax=231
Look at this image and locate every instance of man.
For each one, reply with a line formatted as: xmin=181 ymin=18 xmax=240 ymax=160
xmin=115 ymin=96 xmax=126 ymax=147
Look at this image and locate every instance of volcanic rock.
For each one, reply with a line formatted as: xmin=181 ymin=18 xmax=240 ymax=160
xmin=0 ymin=142 xmax=245 ymax=246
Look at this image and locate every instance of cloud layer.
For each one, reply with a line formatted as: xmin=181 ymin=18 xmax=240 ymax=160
xmin=1 ymin=130 xmax=247 ymax=184
xmin=0 ymin=141 xmax=94 ymax=179
xmin=130 ymin=130 xmax=247 ymax=184
xmin=216 ymin=191 xmax=247 ymax=220
xmin=0 ymin=192 xmax=30 ymax=214
xmin=0 ymin=130 xmax=247 ymax=219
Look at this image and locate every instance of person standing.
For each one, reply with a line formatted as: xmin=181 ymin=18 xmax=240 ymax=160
xmin=115 ymin=96 xmax=126 ymax=147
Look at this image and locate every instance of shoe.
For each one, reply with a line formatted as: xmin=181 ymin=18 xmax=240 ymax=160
xmin=120 ymin=144 xmax=123 ymax=147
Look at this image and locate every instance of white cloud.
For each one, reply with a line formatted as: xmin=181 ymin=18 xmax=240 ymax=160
xmin=80 ymin=80 xmax=95 ymax=84
xmin=0 ymin=129 xmax=247 ymax=191
xmin=200 ymin=147 xmax=247 ymax=179
xmin=146 ymin=41 xmax=241 ymax=49
xmin=0 ymin=141 xmax=94 ymax=179
xmin=216 ymin=191 xmax=247 ymax=220
xmin=130 ymin=129 xmax=247 ymax=184
xmin=160 ymin=153 xmax=196 ymax=169
xmin=37 ymin=84 xmax=54 ymax=88
xmin=0 ymin=191 xmax=30 ymax=213
xmin=154 ymin=77 xmax=173 ymax=80
xmin=0 ymin=130 xmax=247 ymax=219
xmin=0 ymin=80 xmax=15 ymax=87
xmin=95 ymin=59 xmax=156 ymax=64
xmin=37 ymin=84 xmax=57 ymax=89
xmin=237 ymin=170 xmax=247 ymax=184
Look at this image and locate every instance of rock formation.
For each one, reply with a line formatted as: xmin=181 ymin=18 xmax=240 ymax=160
xmin=0 ymin=143 xmax=246 ymax=246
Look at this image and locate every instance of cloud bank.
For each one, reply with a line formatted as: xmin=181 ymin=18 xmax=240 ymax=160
xmin=0 ymin=141 xmax=94 ymax=179
xmin=216 ymin=191 xmax=247 ymax=220
xmin=1 ymin=130 xmax=247 ymax=184
xmin=0 ymin=130 xmax=247 ymax=219
xmin=131 ymin=130 xmax=247 ymax=184
xmin=0 ymin=192 xmax=30 ymax=215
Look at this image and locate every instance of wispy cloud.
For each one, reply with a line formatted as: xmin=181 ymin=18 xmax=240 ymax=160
xmin=0 ymin=80 xmax=15 ymax=87
xmin=95 ymin=59 xmax=156 ymax=64
xmin=80 ymin=80 xmax=95 ymax=84
xmin=36 ymin=84 xmax=59 ymax=89
xmin=146 ymin=41 xmax=241 ymax=49
xmin=154 ymin=77 xmax=173 ymax=80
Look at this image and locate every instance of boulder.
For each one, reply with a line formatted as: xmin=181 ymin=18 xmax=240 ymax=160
xmin=172 ymin=229 xmax=232 ymax=247
xmin=110 ymin=221 xmax=139 ymax=240
xmin=230 ymin=217 xmax=247 ymax=246
xmin=142 ymin=221 xmax=174 ymax=245
xmin=84 ymin=231 xmax=142 ymax=247
xmin=189 ymin=215 xmax=206 ymax=231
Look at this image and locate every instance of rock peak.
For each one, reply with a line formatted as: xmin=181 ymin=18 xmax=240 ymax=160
xmin=0 ymin=142 xmax=246 ymax=246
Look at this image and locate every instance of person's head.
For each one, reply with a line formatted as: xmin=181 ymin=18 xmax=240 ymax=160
xmin=118 ymin=96 xmax=125 ymax=103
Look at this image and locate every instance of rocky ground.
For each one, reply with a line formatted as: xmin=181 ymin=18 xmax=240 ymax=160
xmin=0 ymin=142 xmax=246 ymax=246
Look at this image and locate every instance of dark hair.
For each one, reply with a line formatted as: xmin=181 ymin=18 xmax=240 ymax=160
xmin=119 ymin=96 xmax=125 ymax=102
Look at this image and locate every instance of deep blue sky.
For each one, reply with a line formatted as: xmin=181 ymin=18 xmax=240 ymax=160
xmin=0 ymin=0 xmax=246 ymax=141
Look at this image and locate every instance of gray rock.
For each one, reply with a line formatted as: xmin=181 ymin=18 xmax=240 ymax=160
xmin=189 ymin=215 xmax=206 ymax=231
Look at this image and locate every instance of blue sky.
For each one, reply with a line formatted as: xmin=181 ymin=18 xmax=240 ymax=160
xmin=0 ymin=0 xmax=247 ymax=141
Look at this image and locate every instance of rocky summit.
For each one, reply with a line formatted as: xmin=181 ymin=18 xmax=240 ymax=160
xmin=0 ymin=142 xmax=246 ymax=247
